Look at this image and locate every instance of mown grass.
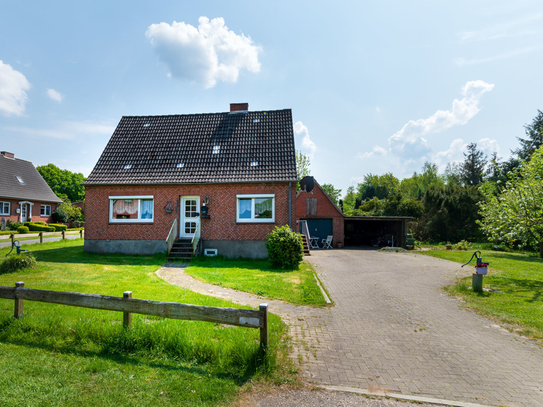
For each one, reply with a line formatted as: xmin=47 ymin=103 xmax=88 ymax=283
xmin=184 ymin=256 xmax=328 ymax=306
xmin=0 ymin=239 xmax=294 ymax=406
xmin=421 ymin=249 xmax=543 ymax=342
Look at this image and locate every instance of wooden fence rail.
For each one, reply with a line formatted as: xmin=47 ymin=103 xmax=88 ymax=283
xmin=0 ymin=282 xmax=269 ymax=348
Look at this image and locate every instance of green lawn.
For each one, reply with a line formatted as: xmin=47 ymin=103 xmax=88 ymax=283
xmin=0 ymin=240 xmax=294 ymax=407
xmin=184 ymin=256 xmax=328 ymax=306
xmin=421 ymin=248 xmax=543 ymax=342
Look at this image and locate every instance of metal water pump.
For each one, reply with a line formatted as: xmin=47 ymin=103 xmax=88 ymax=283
xmin=5 ymin=240 xmax=27 ymax=257
xmin=461 ymin=250 xmax=489 ymax=292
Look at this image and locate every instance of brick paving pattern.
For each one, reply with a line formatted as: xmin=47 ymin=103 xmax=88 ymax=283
xmin=157 ymin=249 xmax=543 ymax=406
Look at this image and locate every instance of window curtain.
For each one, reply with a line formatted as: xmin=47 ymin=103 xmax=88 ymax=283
xmin=239 ymin=199 xmax=252 ymax=219
xmin=255 ymin=198 xmax=272 ymax=218
xmin=141 ymin=199 xmax=153 ymax=219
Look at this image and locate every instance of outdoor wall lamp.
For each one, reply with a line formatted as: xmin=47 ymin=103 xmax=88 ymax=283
xmin=203 ymin=196 xmax=210 ymax=206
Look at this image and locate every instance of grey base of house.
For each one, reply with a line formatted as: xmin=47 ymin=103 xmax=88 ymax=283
xmin=202 ymin=240 xmax=267 ymax=259
xmin=84 ymin=240 xmax=167 ymax=255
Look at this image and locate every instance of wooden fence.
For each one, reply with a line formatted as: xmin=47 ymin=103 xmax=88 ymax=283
xmin=7 ymin=229 xmax=84 ymax=245
xmin=0 ymin=282 xmax=269 ymax=348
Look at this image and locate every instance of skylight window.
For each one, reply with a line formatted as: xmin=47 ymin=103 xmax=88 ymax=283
xmin=177 ymin=163 xmax=184 ymax=168
xmin=213 ymin=146 xmax=220 ymax=154
xmin=16 ymin=176 xmax=24 ymax=184
xmin=143 ymin=123 xmax=150 ymax=127
xmin=124 ymin=164 xmax=132 ymax=169
xmin=253 ymin=119 xmax=260 ymax=123
xmin=251 ymin=161 xmax=258 ymax=166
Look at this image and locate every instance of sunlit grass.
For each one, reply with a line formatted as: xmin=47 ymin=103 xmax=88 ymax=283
xmin=0 ymin=240 xmax=294 ymax=406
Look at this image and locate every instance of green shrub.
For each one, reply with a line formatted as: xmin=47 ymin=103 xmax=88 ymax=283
xmin=49 ymin=223 xmax=67 ymax=231
xmin=455 ymin=240 xmax=471 ymax=250
xmin=52 ymin=207 xmax=69 ymax=223
xmin=24 ymin=223 xmax=55 ymax=232
xmin=33 ymin=221 xmax=46 ymax=225
xmin=0 ymin=253 xmax=37 ymax=274
xmin=265 ymin=225 xmax=303 ymax=268
xmin=17 ymin=226 xmax=29 ymax=234
xmin=0 ymin=231 xmax=14 ymax=236
xmin=7 ymin=220 xmax=22 ymax=231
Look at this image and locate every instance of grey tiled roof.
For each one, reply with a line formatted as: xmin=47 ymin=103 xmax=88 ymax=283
xmin=85 ymin=109 xmax=297 ymax=185
xmin=0 ymin=155 xmax=63 ymax=203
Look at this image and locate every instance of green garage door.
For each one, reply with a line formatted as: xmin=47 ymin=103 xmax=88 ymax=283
xmin=304 ymin=218 xmax=333 ymax=245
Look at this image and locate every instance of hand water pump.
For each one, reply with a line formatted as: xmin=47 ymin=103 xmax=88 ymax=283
xmin=461 ymin=250 xmax=488 ymax=292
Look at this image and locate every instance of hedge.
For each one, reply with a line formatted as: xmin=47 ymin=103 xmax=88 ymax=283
xmin=23 ymin=222 xmax=55 ymax=232
xmin=0 ymin=231 xmax=14 ymax=236
xmin=17 ymin=226 xmax=29 ymax=234
xmin=49 ymin=223 xmax=67 ymax=231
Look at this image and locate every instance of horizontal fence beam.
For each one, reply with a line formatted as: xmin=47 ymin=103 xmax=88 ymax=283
xmin=0 ymin=285 xmax=263 ymax=329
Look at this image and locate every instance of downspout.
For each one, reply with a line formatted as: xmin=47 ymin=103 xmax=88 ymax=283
xmin=288 ymin=182 xmax=292 ymax=229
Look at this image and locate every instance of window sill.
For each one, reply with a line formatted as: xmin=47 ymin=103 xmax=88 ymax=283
xmin=108 ymin=222 xmax=154 ymax=225
xmin=236 ymin=221 xmax=276 ymax=224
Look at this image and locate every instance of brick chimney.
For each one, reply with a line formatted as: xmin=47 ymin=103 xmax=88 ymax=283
xmin=230 ymin=103 xmax=248 ymax=112
xmin=1 ymin=151 xmax=14 ymax=158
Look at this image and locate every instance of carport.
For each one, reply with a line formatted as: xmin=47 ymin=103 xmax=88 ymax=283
xmin=344 ymin=216 xmax=412 ymax=248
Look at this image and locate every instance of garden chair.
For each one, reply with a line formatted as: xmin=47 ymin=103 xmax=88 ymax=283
xmin=321 ymin=235 xmax=333 ymax=249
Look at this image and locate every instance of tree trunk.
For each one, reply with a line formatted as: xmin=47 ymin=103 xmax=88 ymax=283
xmin=540 ymin=242 xmax=543 ymax=258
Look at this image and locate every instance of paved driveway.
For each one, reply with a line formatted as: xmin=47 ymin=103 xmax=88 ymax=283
xmin=298 ymin=249 xmax=543 ymax=406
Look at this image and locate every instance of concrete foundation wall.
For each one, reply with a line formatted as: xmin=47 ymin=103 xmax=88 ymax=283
xmin=202 ymin=240 xmax=267 ymax=259
xmin=84 ymin=239 xmax=167 ymax=255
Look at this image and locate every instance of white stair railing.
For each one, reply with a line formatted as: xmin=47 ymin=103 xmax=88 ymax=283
xmin=191 ymin=221 xmax=201 ymax=256
xmin=166 ymin=218 xmax=178 ymax=253
xmin=299 ymin=220 xmax=311 ymax=252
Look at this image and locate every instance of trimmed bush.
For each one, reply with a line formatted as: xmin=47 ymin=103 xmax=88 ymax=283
xmin=17 ymin=226 xmax=29 ymax=234
xmin=0 ymin=231 xmax=14 ymax=236
xmin=7 ymin=220 xmax=22 ymax=231
xmin=49 ymin=223 xmax=67 ymax=231
xmin=0 ymin=253 xmax=37 ymax=274
xmin=24 ymin=223 xmax=55 ymax=232
xmin=265 ymin=225 xmax=304 ymax=268
xmin=33 ymin=221 xmax=46 ymax=225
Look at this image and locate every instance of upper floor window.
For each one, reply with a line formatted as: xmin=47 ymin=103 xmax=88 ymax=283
xmin=109 ymin=195 xmax=154 ymax=223
xmin=236 ymin=194 xmax=275 ymax=223
xmin=0 ymin=201 xmax=10 ymax=215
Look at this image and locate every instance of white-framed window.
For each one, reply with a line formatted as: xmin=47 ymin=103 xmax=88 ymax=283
xmin=0 ymin=201 xmax=10 ymax=215
xmin=109 ymin=195 xmax=154 ymax=223
xmin=236 ymin=194 xmax=275 ymax=223
xmin=40 ymin=205 xmax=51 ymax=217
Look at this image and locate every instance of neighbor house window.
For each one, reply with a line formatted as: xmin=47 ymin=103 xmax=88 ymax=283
xmin=40 ymin=205 xmax=51 ymax=217
xmin=236 ymin=194 xmax=275 ymax=223
xmin=0 ymin=201 xmax=10 ymax=215
xmin=109 ymin=195 xmax=154 ymax=223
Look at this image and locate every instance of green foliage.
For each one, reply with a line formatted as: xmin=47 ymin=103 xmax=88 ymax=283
xmin=36 ymin=163 xmax=86 ymax=203
xmin=6 ymin=220 xmax=22 ymax=231
xmin=52 ymin=207 xmax=69 ymax=223
xmin=357 ymin=173 xmax=399 ymax=200
xmin=513 ymin=109 xmax=543 ymax=162
xmin=455 ymin=240 xmax=471 ymax=250
xmin=400 ymin=162 xmax=444 ymax=200
xmin=460 ymin=142 xmax=487 ymax=186
xmin=0 ymin=253 xmax=36 ymax=274
xmin=265 ymin=225 xmax=303 ymax=268
xmin=24 ymin=222 xmax=55 ymax=232
xmin=478 ymin=146 xmax=543 ymax=256
xmin=320 ymin=183 xmax=342 ymax=206
xmin=48 ymin=223 xmax=67 ymax=231
xmin=17 ymin=226 xmax=29 ymax=234
xmin=296 ymin=150 xmax=311 ymax=189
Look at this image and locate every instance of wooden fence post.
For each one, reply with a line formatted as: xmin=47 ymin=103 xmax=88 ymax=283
xmin=39 ymin=232 xmax=43 ymax=244
xmin=62 ymin=230 xmax=65 ymax=240
xmin=14 ymin=282 xmax=24 ymax=319
xmin=10 ymin=233 xmax=14 ymax=245
xmin=79 ymin=229 xmax=83 ymax=239
xmin=259 ymin=303 xmax=268 ymax=350
xmin=123 ymin=291 xmax=132 ymax=328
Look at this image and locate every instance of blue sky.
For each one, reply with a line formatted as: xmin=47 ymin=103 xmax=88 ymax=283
xmin=1 ymin=0 xmax=542 ymax=196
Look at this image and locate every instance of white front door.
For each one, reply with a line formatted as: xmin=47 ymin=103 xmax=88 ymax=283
xmin=180 ymin=196 xmax=200 ymax=238
xmin=21 ymin=204 xmax=27 ymax=223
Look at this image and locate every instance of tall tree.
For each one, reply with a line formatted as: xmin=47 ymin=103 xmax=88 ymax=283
xmin=342 ymin=186 xmax=357 ymax=216
xmin=321 ymin=183 xmax=342 ymax=206
xmin=37 ymin=164 xmax=85 ymax=203
xmin=358 ymin=173 xmax=399 ymax=200
xmin=296 ymin=150 xmax=311 ymax=189
xmin=513 ymin=110 xmax=543 ymax=162
xmin=460 ymin=143 xmax=487 ymax=186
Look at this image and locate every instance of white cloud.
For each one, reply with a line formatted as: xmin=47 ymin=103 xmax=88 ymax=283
xmin=433 ymin=138 xmax=467 ymax=168
xmin=146 ymin=17 xmax=261 ymax=89
xmin=46 ymin=88 xmax=63 ymax=103
xmin=4 ymin=121 xmax=115 ymax=140
xmin=454 ymin=46 xmax=540 ymax=66
xmin=458 ymin=14 xmax=543 ymax=42
xmin=0 ymin=60 xmax=30 ymax=117
xmin=357 ymin=145 xmax=387 ymax=159
xmin=294 ymin=121 xmax=317 ymax=158
xmin=388 ymin=80 xmax=494 ymax=159
xmin=477 ymin=137 xmax=500 ymax=155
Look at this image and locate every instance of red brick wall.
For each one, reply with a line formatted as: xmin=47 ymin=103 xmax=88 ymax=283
xmin=295 ymin=184 xmax=345 ymax=247
xmin=84 ymin=182 xmax=297 ymax=242
xmin=0 ymin=198 xmax=58 ymax=225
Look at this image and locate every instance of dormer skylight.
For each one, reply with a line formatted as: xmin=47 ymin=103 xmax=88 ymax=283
xmin=143 ymin=123 xmax=150 ymax=127
xmin=124 ymin=164 xmax=132 ymax=169
xmin=16 ymin=176 xmax=24 ymax=184
xmin=177 ymin=163 xmax=184 ymax=168
xmin=212 ymin=145 xmax=220 ymax=154
xmin=251 ymin=161 xmax=258 ymax=166
xmin=253 ymin=119 xmax=260 ymax=123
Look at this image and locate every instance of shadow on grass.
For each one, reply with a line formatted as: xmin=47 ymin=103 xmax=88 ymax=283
xmin=487 ymin=276 xmax=543 ymax=303
xmin=189 ymin=256 xmax=298 ymax=273
xmin=485 ymin=252 xmax=543 ymax=263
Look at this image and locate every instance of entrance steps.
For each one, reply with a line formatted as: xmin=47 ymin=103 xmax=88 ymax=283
xmin=301 ymin=235 xmax=311 ymax=256
xmin=168 ymin=238 xmax=193 ymax=261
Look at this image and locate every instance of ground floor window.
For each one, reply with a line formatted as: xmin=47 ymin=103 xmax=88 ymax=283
xmin=236 ymin=194 xmax=275 ymax=222
xmin=0 ymin=201 xmax=10 ymax=215
xmin=109 ymin=195 xmax=154 ymax=223
xmin=41 ymin=204 xmax=51 ymax=216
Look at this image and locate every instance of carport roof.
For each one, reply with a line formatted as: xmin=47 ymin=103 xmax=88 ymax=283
xmin=346 ymin=216 xmax=413 ymax=221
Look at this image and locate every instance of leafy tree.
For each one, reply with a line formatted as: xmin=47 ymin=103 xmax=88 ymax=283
xmin=296 ymin=150 xmax=311 ymax=189
xmin=460 ymin=142 xmax=487 ymax=186
xmin=444 ymin=162 xmax=462 ymax=185
xmin=513 ymin=110 xmax=543 ymax=162
xmin=321 ymin=183 xmax=342 ymax=206
xmin=357 ymin=173 xmax=399 ymax=200
xmin=52 ymin=201 xmax=83 ymax=223
xmin=37 ymin=164 xmax=85 ymax=203
xmin=400 ymin=162 xmax=444 ymax=199
xmin=342 ymin=186 xmax=357 ymax=216
xmin=478 ymin=147 xmax=543 ymax=256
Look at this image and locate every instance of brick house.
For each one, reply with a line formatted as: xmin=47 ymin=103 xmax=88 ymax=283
xmin=83 ymin=103 xmax=297 ymax=258
xmin=0 ymin=151 xmax=63 ymax=228
xmin=296 ymin=179 xmax=344 ymax=248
